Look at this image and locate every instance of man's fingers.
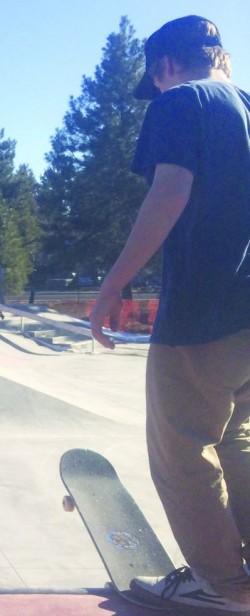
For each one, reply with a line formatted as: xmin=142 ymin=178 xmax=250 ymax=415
xmin=93 ymin=330 xmax=115 ymax=349
xmin=91 ymin=324 xmax=115 ymax=349
xmin=90 ymin=293 xmax=122 ymax=348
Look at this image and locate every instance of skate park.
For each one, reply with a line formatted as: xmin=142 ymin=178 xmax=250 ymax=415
xmin=0 ymin=2 xmax=247 ymax=613
xmin=0 ymin=304 xmax=183 ymax=614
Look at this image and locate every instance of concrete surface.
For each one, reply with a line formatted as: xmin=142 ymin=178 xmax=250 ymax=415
xmin=0 ymin=314 xmax=183 ymax=592
xmin=0 ymin=592 xmax=176 ymax=615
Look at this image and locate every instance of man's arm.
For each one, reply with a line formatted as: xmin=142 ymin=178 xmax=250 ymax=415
xmin=91 ymin=163 xmax=193 ymax=348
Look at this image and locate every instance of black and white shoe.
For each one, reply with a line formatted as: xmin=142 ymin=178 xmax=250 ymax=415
xmin=130 ymin=566 xmax=250 ymax=613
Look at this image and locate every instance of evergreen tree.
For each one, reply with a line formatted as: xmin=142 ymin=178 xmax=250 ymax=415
xmin=0 ymin=208 xmax=30 ymax=294
xmin=0 ymin=130 xmax=16 ymax=199
xmin=11 ymin=165 xmax=41 ymax=267
xmin=39 ymin=17 xmax=153 ymax=281
xmin=0 ymin=131 xmax=41 ymax=294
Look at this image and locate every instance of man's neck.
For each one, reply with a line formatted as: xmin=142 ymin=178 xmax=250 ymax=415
xmin=167 ymin=69 xmax=230 ymax=90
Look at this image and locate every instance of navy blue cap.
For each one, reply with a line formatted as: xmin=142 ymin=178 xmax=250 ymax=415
xmin=134 ymin=15 xmax=223 ymax=100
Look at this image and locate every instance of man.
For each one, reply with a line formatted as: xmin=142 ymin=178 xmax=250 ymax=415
xmin=91 ymin=15 xmax=250 ymax=613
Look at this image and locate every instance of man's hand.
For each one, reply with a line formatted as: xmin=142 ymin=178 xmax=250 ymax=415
xmin=90 ymin=287 xmax=122 ymax=349
xmin=90 ymin=164 xmax=193 ymax=348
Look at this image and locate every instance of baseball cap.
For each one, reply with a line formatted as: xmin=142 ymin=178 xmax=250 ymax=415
xmin=134 ymin=15 xmax=223 ymax=100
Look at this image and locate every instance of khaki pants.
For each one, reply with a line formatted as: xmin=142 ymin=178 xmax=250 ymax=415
xmin=146 ymin=329 xmax=250 ymax=598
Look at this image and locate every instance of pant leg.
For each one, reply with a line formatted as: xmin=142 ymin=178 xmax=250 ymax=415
xmin=146 ymin=330 xmax=250 ymax=595
xmin=216 ymin=381 xmax=250 ymax=544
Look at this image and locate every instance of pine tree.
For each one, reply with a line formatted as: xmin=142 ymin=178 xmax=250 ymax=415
xmin=0 ymin=131 xmax=41 ymax=294
xmin=39 ymin=17 xmax=150 ymax=280
xmin=0 ymin=210 xmax=30 ymax=294
xmin=11 ymin=165 xmax=41 ymax=267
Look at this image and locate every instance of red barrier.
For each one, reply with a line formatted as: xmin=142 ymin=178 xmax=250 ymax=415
xmin=48 ymin=299 xmax=159 ymax=334
xmin=83 ymin=299 xmax=159 ymax=333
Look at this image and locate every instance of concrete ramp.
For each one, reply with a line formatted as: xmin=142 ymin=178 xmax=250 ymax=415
xmin=0 ymin=338 xmax=182 ymax=593
xmin=0 ymin=376 xmax=140 ymax=590
xmin=0 ymin=375 xmax=119 ymax=436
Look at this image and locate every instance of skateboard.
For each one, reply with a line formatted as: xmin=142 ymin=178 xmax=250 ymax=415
xmin=60 ymin=449 xmax=175 ymax=610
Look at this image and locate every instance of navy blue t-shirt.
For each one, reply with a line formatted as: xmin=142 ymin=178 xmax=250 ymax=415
xmin=132 ymin=80 xmax=250 ymax=346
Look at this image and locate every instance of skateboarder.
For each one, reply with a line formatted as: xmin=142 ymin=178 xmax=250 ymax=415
xmin=91 ymin=14 xmax=250 ymax=613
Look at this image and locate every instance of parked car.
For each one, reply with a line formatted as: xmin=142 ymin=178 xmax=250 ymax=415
xmin=46 ymin=278 xmax=73 ymax=290
xmin=69 ymin=276 xmax=95 ymax=289
xmin=77 ymin=276 xmax=95 ymax=287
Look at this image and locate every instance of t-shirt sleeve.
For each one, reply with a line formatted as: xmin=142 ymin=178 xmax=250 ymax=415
xmin=131 ymin=86 xmax=200 ymax=182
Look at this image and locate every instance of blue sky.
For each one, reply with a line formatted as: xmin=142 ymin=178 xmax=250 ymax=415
xmin=0 ymin=0 xmax=248 ymax=179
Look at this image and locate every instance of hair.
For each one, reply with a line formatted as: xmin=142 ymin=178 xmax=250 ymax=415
xmin=149 ymin=20 xmax=232 ymax=79
xmin=173 ymin=46 xmax=231 ymax=78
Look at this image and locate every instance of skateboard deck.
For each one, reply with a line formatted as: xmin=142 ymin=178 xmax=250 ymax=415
xmin=60 ymin=449 xmax=175 ymax=609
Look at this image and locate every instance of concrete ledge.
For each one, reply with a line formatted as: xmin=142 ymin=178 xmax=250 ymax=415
xmin=0 ymin=591 xmax=165 ymax=615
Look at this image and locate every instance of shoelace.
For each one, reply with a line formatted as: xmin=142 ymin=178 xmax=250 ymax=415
xmin=161 ymin=566 xmax=195 ymax=599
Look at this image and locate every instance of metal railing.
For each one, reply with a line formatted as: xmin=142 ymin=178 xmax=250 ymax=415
xmin=0 ymin=304 xmax=150 ymax=353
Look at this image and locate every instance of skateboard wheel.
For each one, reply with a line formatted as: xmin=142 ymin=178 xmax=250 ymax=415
xmin=105 ymin=582 xmax=114 ymax=590
xmin=63 ymin=495 xmax=75 ymax=512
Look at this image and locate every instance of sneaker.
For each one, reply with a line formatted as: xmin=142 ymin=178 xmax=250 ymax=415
xmin=130 ymin=566 xmax=250 ymax=613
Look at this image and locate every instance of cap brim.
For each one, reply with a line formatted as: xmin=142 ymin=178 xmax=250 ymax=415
xmin=133 ymin=72 xmax=160 ymax=100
